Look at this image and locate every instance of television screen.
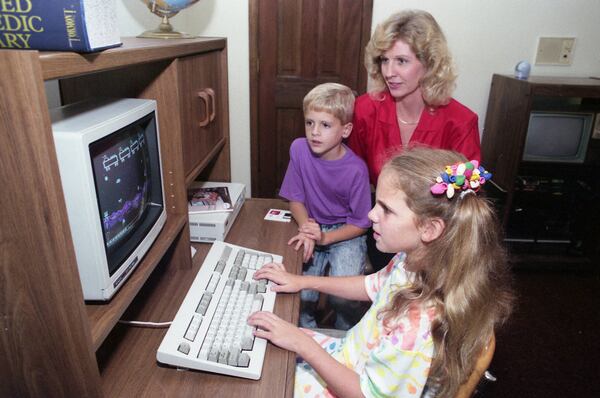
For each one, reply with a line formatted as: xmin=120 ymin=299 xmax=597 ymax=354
xmin=90 ymin=113 xmax=163 ymax=276
xmin=523 ymin=112 xmax=593 ymax=163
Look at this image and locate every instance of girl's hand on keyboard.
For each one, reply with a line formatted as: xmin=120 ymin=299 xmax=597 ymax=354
xmin=247 ymin=311 xmax=313 ymax=354
xmin=253 ymin=262 xmax=303 ymax=293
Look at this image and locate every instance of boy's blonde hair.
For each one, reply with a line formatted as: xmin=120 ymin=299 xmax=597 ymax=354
xmin=303 ymin=83 xmax=355 ymax=124
xmin=379 ymin=147 xmax=514 ymax=397
xmin=365 ymin=9 xmax=456 ymax=107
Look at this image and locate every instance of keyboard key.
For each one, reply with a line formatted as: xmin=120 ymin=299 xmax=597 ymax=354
xmin=234 ymin=250 xmax=244 ymax=266
xmin=238 ymin=352 xmax=250 ymax=367
xmin=184 ymin=314 xmax=202 ymax=341
xmin=252 ymin=294 xmax=264 ymax=312
xmin=228 ymin=348 xmax=240 ymax=366
xmin=206 ymin=273 xmax=220 ymax=293
xmin=220 ymin=245 xmax=232 ymax=262
xmin=195 ymin=292 xmax=212 ymax=315
xmin=178 ymin=342 xmax=191 ymax=355
xmin=215 ymin=260 xmax=226 ymax=274
xmin=257 ymin=280 xmax=267 ymax=293
xmin=241 ymin=332 xmax=254 ymax=350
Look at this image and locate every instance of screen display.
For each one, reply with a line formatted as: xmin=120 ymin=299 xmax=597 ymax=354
xmin=523 ymin=113 xmax=593 ymax=162
xmin=90 ymin=113 xmax=162 ymax=275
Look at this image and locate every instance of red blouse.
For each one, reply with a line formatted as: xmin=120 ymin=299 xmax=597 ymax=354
xmin=348 ymin=92 xmax=481 ymax=186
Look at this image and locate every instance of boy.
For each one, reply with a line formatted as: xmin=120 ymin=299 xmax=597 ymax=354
xmin=279 ymin=83 xmax=371 ymax=330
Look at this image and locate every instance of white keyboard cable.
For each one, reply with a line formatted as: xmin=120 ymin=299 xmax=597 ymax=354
xmin=118 ymin=320 xmax=172 ymax=328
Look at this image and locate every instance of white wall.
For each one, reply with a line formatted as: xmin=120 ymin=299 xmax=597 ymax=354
xmin=118 ymin=0 xmax=250 ymax=191
xmin=373 ymin=0 xmax=600 ymax=136
xmin=118 ymin=0 xmax=600 ymax=195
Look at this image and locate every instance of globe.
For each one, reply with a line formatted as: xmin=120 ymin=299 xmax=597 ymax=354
xmin=139 ymin=0 xmax=200 ymax=39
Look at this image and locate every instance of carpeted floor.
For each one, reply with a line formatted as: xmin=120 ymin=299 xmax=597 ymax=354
xmin=316 ymin=259 xmax=600 ymax=397
xmin=482 ymin=265 xmax=600 ymax=397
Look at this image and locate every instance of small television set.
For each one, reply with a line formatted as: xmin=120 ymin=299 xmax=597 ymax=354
xmin=51 ymin=98 xmax=167 ymax=301
xmin=522 ymin=111 xmax=594 ymax=163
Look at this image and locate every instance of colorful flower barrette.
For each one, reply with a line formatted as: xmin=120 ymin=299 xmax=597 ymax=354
xmin=430 ymin=160 xmax=492 ymax=199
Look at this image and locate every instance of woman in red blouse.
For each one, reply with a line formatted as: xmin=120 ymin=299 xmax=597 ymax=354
xmin=348 ymin=9 xmax=481 ymax=270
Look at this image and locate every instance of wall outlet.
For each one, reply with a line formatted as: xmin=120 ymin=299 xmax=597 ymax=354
xmin=535 ymin=37 xmax=575 ymax=65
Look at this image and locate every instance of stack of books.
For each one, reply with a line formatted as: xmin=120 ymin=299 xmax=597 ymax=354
xmin=0 ymin=0 xmax=122 ymax=52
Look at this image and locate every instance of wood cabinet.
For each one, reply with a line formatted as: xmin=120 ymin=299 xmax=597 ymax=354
xmin=482 ymin=74 xmax=600 ymax=264
xmin=98 ymin=198 xmax=301 ymax=398
xmin=179 ymin=52 xmax=229 ymax=183
xmin=0 ymin=38 xmax=230 ymax=397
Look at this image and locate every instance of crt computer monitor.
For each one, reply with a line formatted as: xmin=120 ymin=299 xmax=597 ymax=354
xmin=522 ymin=111 xmax=594 ymax=163
xmin=51 ymin=98 xmax=167 ymax=301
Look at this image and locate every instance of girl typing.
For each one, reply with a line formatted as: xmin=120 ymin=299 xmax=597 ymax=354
xmin=248 ymin=147 xmax=513 ymax=397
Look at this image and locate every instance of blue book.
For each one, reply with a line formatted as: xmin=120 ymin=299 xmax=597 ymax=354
xmin=0 ymin=0 xmax=122 ymax=52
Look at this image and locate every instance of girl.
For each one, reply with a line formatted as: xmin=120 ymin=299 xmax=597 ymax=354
xmin=248 ymin=147 xmax=513 ymax=397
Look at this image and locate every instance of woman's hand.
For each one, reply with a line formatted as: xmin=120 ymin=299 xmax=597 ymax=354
xmin=247 ymin=311 xmax=313 ymax=354
xmin=288 ymin=232 xmax=315 ymax=262
xmin=253 ymin=262 xmax=304 ymax=293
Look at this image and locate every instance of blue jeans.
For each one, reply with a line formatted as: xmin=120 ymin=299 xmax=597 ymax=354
xmin=299 ymin=223 xmax=367 ymax=330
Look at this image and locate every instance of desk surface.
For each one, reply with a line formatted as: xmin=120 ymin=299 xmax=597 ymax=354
xmin=98 ymin=198 xmax=301 ymax=397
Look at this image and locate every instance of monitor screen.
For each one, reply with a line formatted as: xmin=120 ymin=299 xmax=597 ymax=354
xmin=523 ymin=112 xmax=593 ymax=163
xmin=51 ymin=98 xmax=167 ymax=300
xmin=90 ymin=113 xmax=163 ymax=276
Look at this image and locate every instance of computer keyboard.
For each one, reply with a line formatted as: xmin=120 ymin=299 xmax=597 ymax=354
xmin=157 ymin=240 xmax=282 ymax=380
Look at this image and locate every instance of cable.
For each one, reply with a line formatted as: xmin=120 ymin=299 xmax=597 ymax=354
xmin=118 ymin=320 xmax=172 ymax=328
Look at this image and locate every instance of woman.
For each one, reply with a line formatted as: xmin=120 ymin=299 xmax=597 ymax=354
xmin=348 ymin=9 xmax=481 ymax=271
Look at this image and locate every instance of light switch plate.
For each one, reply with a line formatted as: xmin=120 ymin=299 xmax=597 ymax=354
xmin=535 ymin=37 xmax=575 ymax=65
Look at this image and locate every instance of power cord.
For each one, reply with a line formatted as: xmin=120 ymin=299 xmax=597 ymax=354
xmin=118 ymin=320 xmax=172 ymax=328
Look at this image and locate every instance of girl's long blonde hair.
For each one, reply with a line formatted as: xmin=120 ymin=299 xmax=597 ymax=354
xmin=365 ymin=10 xmax=456 ymax=107
xmin=379 ymin=147 xmax=514 ymax=397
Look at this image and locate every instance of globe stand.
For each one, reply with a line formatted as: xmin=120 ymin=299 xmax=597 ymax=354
xmin=138 ymin=15 xmax=196 ymax=39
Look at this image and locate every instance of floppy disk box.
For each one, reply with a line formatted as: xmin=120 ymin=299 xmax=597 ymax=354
xmin=188 ymin=181 xmax=246 ymax=242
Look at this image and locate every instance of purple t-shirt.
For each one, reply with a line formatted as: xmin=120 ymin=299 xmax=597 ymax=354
xmin=279 ymin=138 xmax=371 ymax=228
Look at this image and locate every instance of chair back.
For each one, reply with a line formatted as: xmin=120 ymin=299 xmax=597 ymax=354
xmin=454 ymin=333 xmax=496 ymax=398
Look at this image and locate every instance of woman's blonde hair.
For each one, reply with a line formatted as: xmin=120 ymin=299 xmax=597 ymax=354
xmin=303 ymin=82 xmax=355 ymax=124
xmin=365 ymin=10 xmax=456 ymax=106
xmin=379 ymin=146 xmax=514 ymax=397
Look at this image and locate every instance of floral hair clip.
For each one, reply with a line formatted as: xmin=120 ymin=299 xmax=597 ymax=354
xmin=430 ymin=160 xmax=492 ymax=199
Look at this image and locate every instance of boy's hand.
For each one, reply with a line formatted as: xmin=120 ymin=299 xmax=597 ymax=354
xmin=288 ymin=232 xmax=315 ymax=262
xmin=253 ymin=262 xmax=303 ymax=293
xmin=299 ymin=218 xmax=324 ymax=245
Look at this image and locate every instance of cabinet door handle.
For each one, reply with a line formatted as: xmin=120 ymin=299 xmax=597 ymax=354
xmin=197 ymin=90 xmax=211 ymax=127
xmin=206 ymin=87 xmax=216 ymax=122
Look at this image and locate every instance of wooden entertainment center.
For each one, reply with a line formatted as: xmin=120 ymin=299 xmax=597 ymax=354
xmin=482 ymin=74 xmax=600 ymax=264
xmin=0 ymin=38 xmax=301 ymax=397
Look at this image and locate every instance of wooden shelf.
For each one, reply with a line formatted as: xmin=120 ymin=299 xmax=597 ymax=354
xmin=86 ymin=214 xmax=187 ymax=350
xmin=97 ymin=199 xmax=302 ymax=398
xmin=185 ymin=137 xmax=227 ymax=186
xmin=39 ymin=37 xmax=227 ymax=80
xmin=1 ymin=38 xmax=232 ymax=397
